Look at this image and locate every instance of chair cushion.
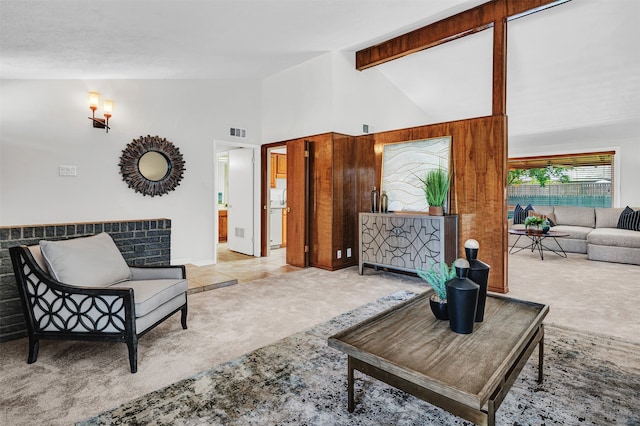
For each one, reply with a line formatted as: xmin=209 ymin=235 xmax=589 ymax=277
xmin=111 ymin=279 xmax=188 ymax=317
xmin=27 ymin=245 xmax=49 ymax=272
xmin=39 ymin=232 xmax=131 ymax=287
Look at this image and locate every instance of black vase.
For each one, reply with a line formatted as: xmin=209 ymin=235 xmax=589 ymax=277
xmin=446 ymin=261 xmax=479 ymax=334
xmin=429 ymin=296 xmax=449 ymax=320
xmin=466 ymin=247 xmax=490 ymax=322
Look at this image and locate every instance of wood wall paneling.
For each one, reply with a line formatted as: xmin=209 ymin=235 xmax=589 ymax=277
xmin=354 ymin=135 xmax=376 ymax=215
xmin=309 ymin=133 xmax=334 ymax=269
xmin=308 ymin=132 xmax=358 ymax=271
xmin=332 ymin=133 xmax=357 ymax=270
xmin=359 ymin=115 xmax=508 ymax=293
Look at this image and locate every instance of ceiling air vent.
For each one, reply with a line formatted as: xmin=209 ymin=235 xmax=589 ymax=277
xmin=230 ymin=127 xmax=247 ymax=138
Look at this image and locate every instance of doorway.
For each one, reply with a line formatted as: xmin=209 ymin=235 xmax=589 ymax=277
xmin=213 ymin=140 xmax=261 ymax=263
xmin=266 ymin=146 xmax=287 ymax=258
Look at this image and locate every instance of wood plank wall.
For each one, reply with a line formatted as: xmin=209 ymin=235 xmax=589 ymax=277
xmin=309 ymin=132 xmax=359 ymax=271
xmin=358 ymin=115 xmax=508 ymax=293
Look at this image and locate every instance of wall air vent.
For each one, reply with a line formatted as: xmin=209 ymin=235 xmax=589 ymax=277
xmin=230 ymin=127 xmax=247 ymax=138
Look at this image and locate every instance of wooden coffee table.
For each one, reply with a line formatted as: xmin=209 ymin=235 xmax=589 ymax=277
xmin=328 ymin=292 xmax=549 ymax=426
xmin=508 ymin=229 xmax=569 ymax=260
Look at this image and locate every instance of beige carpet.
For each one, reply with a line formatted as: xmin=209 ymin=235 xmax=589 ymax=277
xmin=506 ymin=250 xmax=640 ymax=342
xmin=0 ymin=253 xmax=638 ymax=425
xmin=79 ymin=304 xmax=640 ymax=425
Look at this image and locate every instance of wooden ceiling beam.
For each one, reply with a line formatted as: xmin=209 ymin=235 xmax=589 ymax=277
xmin=355 ymin=0 xmax=571 ymax=71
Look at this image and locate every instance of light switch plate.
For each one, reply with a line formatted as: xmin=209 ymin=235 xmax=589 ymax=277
xmin=59 ymin=165 xmax=77 ymax=176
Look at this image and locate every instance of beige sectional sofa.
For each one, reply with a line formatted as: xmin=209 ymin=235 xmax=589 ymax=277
xmin=509 ymin=205 xmax=640 ymax=266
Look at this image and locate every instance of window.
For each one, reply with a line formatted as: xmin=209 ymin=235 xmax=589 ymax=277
xmin=508 ymin=151 xmax=614 ymax=208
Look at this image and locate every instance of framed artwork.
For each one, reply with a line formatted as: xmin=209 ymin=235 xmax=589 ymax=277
xmin=381 ymin=136 xmax=451 ymax=212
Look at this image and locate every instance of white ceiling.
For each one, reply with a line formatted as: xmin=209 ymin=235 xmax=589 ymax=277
xmin=0 ymin=0 xmax=486 ymax=79
xmin=2 ymin=0 xmax=638 ymax=142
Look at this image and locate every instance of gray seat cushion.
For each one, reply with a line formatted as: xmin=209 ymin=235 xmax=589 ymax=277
xmin=550 ymin=225 xmax=593 ymax=241
xmin=111 ymin=279 xmax=188 ymax=317
xmin=588 ymin=228 xmax=640 ymax=249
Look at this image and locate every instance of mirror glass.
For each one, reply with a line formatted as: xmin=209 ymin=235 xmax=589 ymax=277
xmin=381 ymin=136 xmax=451 ymax=212
xmin=138 ymin=151 xmax=169 ymax=181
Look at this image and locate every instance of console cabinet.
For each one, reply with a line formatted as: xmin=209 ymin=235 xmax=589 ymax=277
xmin=359 ymin=213 xmax=458 ymax=274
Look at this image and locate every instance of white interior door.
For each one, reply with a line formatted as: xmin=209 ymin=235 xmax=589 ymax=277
xmin=227 ymin=148 xmax=254 ymax=255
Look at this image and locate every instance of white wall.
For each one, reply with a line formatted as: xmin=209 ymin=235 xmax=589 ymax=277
xmin=507 ymin=0 xmax=640 ymax=208
xmin=330 ymin=51 xmax=430 ymax=135
xmin=0 ymin=79 xmax=262 ymax=264
xmin=261 ymin=51 xmax=427 ymax=142
xmin=261 ymin=54 xmax=333 ymax=142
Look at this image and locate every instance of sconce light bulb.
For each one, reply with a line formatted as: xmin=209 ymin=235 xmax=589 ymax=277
xmin=103 ymin=100 xmax=113 ymax=117
xmin=89 ymin=92 xmax=100 ymax=110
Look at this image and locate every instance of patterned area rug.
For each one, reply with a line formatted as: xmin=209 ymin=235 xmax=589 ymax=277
xmin=79 ymin=291 xmax=640 ymax=425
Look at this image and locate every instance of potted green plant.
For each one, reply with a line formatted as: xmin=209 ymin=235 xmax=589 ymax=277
xmin=417 ymin=260 xmax=456 ymax=320
xmin=417 ymin=167 xmax=451 ymax=215
xmin=524 ymin=216 xmax=544 ymax=234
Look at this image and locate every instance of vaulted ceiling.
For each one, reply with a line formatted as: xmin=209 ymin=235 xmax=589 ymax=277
xmin=1 ymin=0 xmax=638 ymax=143
xmin=0 ymin=0 xmax=486 ymax=79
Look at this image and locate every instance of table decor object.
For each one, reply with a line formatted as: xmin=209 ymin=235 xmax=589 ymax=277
xmin=446 ymin=258 xmax=479 ymax=334
xmin=465 ymin=239 xmax=490 ymax=322
xmin=417 ymin=260 xmax=455 ymax=320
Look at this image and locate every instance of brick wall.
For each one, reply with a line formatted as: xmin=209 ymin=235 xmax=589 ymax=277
xmin=0 ymin=218 xmax=172 ymax=342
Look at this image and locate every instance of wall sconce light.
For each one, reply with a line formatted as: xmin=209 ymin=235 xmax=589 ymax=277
xmin=88 ymin=92 xmax=113 ymax=133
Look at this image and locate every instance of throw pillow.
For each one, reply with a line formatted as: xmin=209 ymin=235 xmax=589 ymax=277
xmin=40 ymin=232 xmax=131 ymax=287
xmin=513 ymin=203 xmax=533 ymax=225
xmin=617 ymin=207 xmax=640 ymax=231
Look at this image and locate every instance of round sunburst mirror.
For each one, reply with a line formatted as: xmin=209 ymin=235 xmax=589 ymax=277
xmin=119 ymin=135 xmax=186 ymax=197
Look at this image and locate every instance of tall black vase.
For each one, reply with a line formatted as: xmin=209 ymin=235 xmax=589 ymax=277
xmin=465 ymin=245 xmax=490 ymax=322
xmin=446 ymin=259 xmax=479 ymax=334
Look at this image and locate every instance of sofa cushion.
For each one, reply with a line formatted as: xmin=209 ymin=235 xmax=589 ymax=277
xmin=617 ymin=207 xmax=640 ymax=231
xmin=551 ymin=225 xmax=593 ymax=241
xmin=111 ymin=278 xmax=188 ymax=317
xmin=596 ymin=207 xmax=627 ymax=228
xmin=588 ymin=228 xmax=640 ymax=249
xmin=553 ymin=206 xmax=595 ymax=228
xmin=40 ymin=233 xmax=131 ymax=287
xmin=513 ymin=203 xmax=533 ymax=225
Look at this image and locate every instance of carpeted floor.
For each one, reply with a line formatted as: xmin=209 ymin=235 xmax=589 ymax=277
xmin=1 ymin=253 xmax=638 ymax=425
xmin=79 ymin=290 xmax=640 ymax=425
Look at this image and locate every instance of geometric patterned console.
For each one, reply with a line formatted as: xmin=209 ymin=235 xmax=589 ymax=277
xmin=359 ymin=213 xmax=458 ymax=275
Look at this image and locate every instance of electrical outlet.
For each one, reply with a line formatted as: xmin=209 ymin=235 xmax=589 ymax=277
xmin=337 ymin=250 xmax=342 ymax=259
xmin=59 ymin=165 xmax=77 ymax=176
xmin=347 ymin=248 xmax=352 ymax=258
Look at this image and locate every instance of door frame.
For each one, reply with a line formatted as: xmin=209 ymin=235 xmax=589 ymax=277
xmin=213 ymin=139 xmax=261 ymax=263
